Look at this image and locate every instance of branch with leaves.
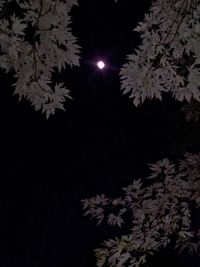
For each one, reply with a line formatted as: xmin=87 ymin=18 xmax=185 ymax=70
xmin=0 ymin=0 xmax=80 ymax=118
xmin=82 ymin=153 xmax=200 ymax=267
xmin=120 ymin=0 xmax=200 ymax=106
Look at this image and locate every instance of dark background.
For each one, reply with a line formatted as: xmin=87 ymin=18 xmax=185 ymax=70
xmin=1 ymin=0 xmax=200 ymax=266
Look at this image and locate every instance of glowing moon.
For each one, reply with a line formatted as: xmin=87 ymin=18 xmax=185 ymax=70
xmin=97 ymin=61 xmax=105 ymax=69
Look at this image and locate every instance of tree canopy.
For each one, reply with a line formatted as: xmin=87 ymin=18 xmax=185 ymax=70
xmin=1 ymin=1 xmax=200 ymax=266
xmin=1 ymin=0 xmax=200 ymax=118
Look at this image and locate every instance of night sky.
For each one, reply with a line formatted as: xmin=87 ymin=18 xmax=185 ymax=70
xmin=1 ymin=0 xmax=200 ymax=267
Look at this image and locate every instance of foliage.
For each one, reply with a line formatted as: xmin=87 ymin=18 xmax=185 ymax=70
xmin=0 ymin=0 xmax=80 ymax=118
xmin=81 ymin=2 xmax=200 ymax=265
xmin=120 ymin=0 xmax=200 ymax=106
xmin=1 ymin=1 xmax=200 ymax=266
xmin=1 ymin=0 xmax=200 ymax=119
xmin=82 ymin=153 xmax=200 ymax=267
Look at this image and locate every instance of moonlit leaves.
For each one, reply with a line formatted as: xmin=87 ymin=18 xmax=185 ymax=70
xmin=107 ymin=212 xmax=125 ymax=227
xmin=11 ymin=14 xmax=26 ymax=36
xmin=120 ymin=0 xmax=200 ymax=106
xmin=82 ymin=194 xmax=111 ymax=225
xmin=148 ymin=158 xmax=176 ymax=179
xmin=0 ymin=0 xmax=80 ymax=118
xmin=123 ymin=178 xmax=142 ymax=191
xmin=82 ymin=153 xmax=200 ymax=267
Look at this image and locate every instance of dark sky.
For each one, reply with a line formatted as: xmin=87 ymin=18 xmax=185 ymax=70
xmin=1 ymin=0 xmax=200 ymax=267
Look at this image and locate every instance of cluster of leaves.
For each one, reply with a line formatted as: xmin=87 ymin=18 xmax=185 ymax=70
xmin=0 ymin=0 xmax=80 ymax=118
xmin=1 ymin=0 xmax=200 ymax=119
xmin=1 ymin=1 xmax=200 ymax=266
xmin=82 ymin=153 xmax=200 ymax=267
xmin=80 ymin=1 xmax=200 ymax=266
xmin=120 ymin=0 xmax=200 ymax=106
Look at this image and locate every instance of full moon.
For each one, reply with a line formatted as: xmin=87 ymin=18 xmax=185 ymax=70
xmin=97 ymin=61 xmax=105 ymax=69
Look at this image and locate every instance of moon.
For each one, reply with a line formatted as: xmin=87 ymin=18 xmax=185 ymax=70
xmin=97 ymin=61 xmax=105 ymax=70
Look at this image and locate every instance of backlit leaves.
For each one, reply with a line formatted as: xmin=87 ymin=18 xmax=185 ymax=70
xmin=82 ymin=153 xmax=200 ymax=267
xmin=120 ymin=0 xmax=200 ymax=106
xmin=0 ymin=0 xmax=80 ymax=118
